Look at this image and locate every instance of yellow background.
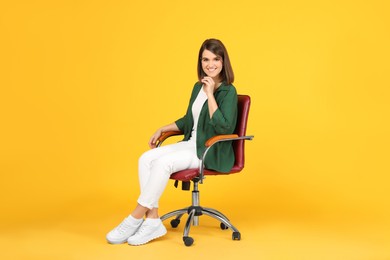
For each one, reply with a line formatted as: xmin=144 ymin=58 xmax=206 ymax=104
xmin=1 ymin=0 xmax=389 ymax=259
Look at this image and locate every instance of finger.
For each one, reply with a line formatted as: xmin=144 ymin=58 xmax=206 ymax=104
xmin=148 ymin=136 xmax=156 ymax=146
xmin=203 ymin=76 xmax=214 ymax=82
xmin=202 ymin=79 xmax=211 ymax=87
xmin=149 ymin=140 xmax=156 ymax=149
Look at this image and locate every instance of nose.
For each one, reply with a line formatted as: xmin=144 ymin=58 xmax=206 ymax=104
xmin=207 ymin=60 xmax=215 ymax=68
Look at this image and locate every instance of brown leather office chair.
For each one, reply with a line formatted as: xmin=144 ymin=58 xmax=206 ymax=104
xmin=157 ymin=95 xmax=253 ymax=246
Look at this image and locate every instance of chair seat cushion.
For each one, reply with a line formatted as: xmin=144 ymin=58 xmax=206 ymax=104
xmin=170 ymin=165 xmax=243 ymax=182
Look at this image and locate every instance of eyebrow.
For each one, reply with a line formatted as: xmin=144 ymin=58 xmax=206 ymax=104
xmin=202 ymin=56 xmax=221 ymax=60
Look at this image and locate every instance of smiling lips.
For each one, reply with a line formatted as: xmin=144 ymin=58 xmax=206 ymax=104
xmin=207 ymin=67 xmax=218 ymax=73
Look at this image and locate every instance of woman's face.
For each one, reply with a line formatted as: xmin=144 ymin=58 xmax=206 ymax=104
xmin=201 ymin=49 xmax=223 ymax=81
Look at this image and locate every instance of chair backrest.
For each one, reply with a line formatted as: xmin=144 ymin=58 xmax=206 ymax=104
xmin=169 ymin=94 xmax=251 ymax=181
xmin=231 ymin=95 xmax=251 ymax=172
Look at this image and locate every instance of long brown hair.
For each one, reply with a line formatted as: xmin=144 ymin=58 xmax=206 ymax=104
xmin=197 ymin=39 xmax=234 ymax=85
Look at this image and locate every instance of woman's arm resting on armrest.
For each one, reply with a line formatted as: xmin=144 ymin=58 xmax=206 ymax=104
xmin=149 ymin=123 xmax=181 ymax=148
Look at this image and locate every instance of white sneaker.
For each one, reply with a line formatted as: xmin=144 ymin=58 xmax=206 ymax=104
xmin=127 ymin=218 xmax=167 ymax=246
xmin=106 ymin=217 xmax=143 ymax=244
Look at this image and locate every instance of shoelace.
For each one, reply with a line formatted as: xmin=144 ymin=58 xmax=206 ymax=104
xmin=116 ymin=219 xmax=132 ymax=234
xmin=133 ymin=223 xmax=150 ymax=236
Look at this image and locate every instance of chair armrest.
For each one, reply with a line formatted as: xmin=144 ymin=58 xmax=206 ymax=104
xmin=199 ymin=134 xmax=254 ymax=183
xmin=156 ymin=131 xmax=183 ymax=147
xmin=205 ymin=134 xmax=239 ymax=147
xmin=205 ymin=134 xmax=254 ymax=147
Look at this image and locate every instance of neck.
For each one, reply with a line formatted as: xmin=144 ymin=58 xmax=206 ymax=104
xmin=216 ymin=81 xmax=223 ymax=89
xmin=213 ymin=77 xmax=222 ymax=87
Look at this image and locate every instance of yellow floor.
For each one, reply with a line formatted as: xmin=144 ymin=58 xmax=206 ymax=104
xmin=1 ymin=194 xmax=389 ymax=260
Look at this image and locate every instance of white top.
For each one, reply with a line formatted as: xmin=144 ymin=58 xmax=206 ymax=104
xmin=189 ymin=87 xmax=208 ymax=143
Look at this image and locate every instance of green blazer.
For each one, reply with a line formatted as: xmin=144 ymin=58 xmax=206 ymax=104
xmin=175 ymin=82 xmax=238 ymax=173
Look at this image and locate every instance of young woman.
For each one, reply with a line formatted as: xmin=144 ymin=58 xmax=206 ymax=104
xmin=106 ymin=38 xmax=238 ymax=246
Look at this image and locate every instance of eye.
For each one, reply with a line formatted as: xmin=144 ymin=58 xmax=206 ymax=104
xmin=202 ymin=58 xmax=209 ymax=62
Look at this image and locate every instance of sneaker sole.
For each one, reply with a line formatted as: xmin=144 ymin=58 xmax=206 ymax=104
xmin=106 ymin=238 xmax=129 ymax=244
xmin=127 ymin=226 xmax=167 ymax=246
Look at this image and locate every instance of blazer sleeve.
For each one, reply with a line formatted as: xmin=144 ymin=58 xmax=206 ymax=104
xmin=208 ymin=86 xmax=238 ymax=134
xmin=175 ymin=115 xmax=186 ymax=132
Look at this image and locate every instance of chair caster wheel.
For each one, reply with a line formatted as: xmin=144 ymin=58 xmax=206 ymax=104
xmin=232 ymin=232 xmax=241 ymax=240
xmin=170 ymin=219 xmax=180 ymax=228
xmin=183 ymin=236 xmax=194 ymax=246
xmin=220 ymin=223 xmax=229 ymax=230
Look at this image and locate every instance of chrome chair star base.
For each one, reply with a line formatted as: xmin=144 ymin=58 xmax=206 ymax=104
xmin=161 ymin=177 xmax=242 ymax=246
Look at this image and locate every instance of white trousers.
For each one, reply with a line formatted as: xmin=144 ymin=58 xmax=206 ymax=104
xmin=137 ymin=141 xmax=200 ymax=209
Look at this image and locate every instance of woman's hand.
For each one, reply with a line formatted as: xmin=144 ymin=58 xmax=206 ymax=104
xmin=148 ymin=123 xmax=180 ymax=149
xmin=201 ymin=77 xmax=219 ymax=118
xmin=148 ymin=128 xmax=162 ymax=149
xmin=201 ymin=77 xmax=216 ymax=97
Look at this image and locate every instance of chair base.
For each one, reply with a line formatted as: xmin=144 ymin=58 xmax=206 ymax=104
xmin=161 ymin=198 xmax=241 ymax=246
